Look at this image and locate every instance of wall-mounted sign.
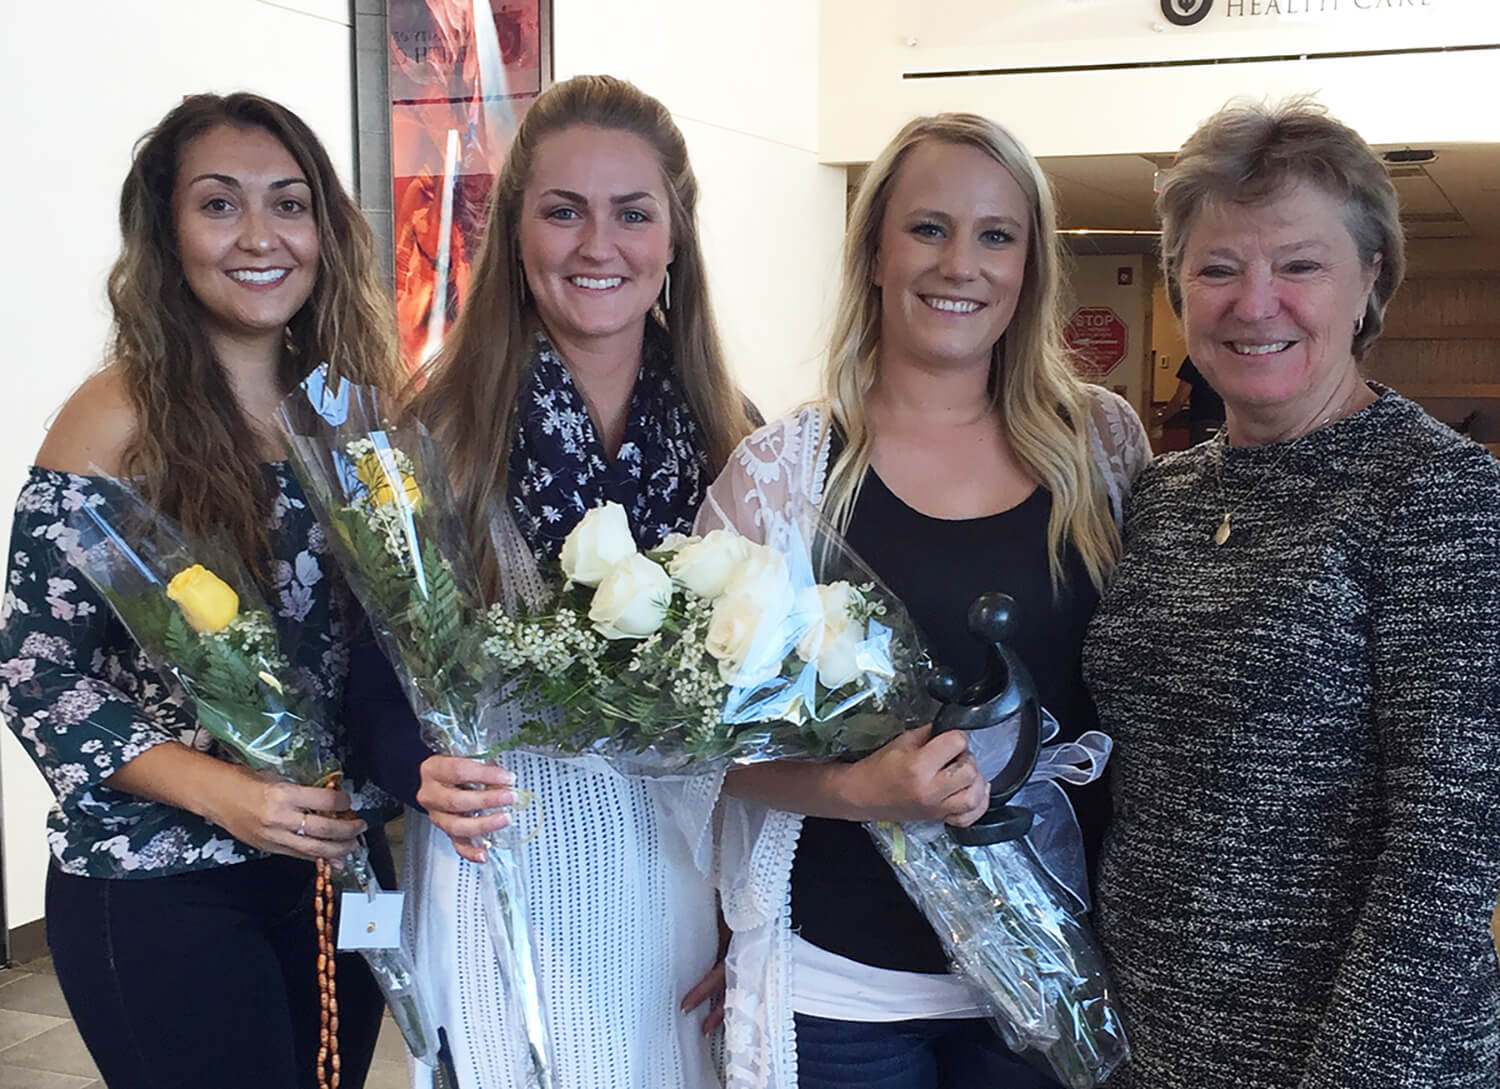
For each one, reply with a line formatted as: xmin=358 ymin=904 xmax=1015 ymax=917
xmin=1162 ymin=0 xmax=1214 ymax=25
xmin=1065 ymin=307 xmax=1130 ymax=377
xmin=1162 ymin=0 xmax=1434 ymax=25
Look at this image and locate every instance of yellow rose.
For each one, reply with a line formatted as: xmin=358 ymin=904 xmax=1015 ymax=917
xmin=165 ymin=565 xmax=240 ymax=634
xmin=372 ymin=473 xmax=423 ymax=510
xmin=356 ymin=452 xmax=422 ymax=510
xmin=354 ymin=452 xmax=386 ymax=491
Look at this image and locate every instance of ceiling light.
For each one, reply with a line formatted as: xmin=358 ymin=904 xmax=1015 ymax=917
xmin=1382 ymin=148 xmax=1438 ymax=166
xmin=1059 ymin=228 xmax=1162 ymax=236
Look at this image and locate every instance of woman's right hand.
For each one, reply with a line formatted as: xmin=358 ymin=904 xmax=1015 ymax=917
xmin=836 ymin=725 xmax=990 ymax=826
xmin=416 ymin=755 xmax=516 ymax=863
xmin=202 ymin=766 xmax=367 ymax=863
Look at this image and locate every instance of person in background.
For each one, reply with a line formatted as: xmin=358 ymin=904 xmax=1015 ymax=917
xmin=0 ymin=93 xmax=402 ymax=1088
xmin=1154 ymin=355 xmax=1225 ymax=444
xmin=696 ymin=112 xmax=1150 ymax=1089
xmin=1084 ymin=98 xmax=1500 ymax=1089
xmin=343 ymin=74 xmax=759 ymax=1088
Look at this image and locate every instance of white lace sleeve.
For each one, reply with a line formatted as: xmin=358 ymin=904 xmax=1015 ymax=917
xmin=688 ymin=408 xmax=833 ymax=1089
xmin=659 ymin=408 xmax=833 ymax=883
xmin=1085 ymin=385 xmax=1152 ymax=527
xmin=694 ymin=407 xmax=831 ymax=544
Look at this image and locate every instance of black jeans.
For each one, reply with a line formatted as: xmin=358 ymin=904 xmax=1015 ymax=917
xmin=794 ymin=1013 xmax=1059 ymax=1089
xmin=46 ymin=829 xmax=395 ymax=1089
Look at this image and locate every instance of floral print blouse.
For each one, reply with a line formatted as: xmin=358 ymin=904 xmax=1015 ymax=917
xmin=0 ymin=465 xmax=393 ymax=878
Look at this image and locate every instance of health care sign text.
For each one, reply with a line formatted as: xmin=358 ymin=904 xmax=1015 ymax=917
xmin=1162 ymin=0 xmax=1432 ymax=26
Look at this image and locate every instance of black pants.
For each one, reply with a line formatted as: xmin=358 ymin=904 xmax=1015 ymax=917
xmin=46 ymin=829 xmax=395 ymax=1089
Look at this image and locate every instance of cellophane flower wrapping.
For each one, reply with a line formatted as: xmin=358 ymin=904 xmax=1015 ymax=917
xmin=278 ymin=366 xmax=552 ymax=1088
xmin=866 ymin=800 xmax=1128 ymax=1087
xmin=63 ymin=478 xmax=441 ymax=1064
xmin=476 ymin=501 xmax=937 ymax=773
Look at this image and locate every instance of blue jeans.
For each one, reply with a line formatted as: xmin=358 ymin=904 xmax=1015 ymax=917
xmin=794 ymin=1013 xmax=1059 ymax=1089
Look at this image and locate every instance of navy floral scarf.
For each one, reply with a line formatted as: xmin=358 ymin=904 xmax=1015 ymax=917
xmin=507 ymin=323 xmax=710 ymax=561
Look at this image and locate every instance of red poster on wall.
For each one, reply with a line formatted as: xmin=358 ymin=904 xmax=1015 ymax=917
xmin=388 ymin=1 xmax=550 ymax=370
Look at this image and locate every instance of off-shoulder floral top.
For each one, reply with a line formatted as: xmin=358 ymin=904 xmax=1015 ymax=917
xmin=0 ymin=464 xmax=394 ymax=879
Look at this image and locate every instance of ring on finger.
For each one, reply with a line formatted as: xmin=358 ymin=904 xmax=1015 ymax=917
xmin=297 ymin=811 xmax=308 ymax=838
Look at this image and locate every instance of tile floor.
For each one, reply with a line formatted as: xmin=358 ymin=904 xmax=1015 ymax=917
xmin=0 ymin=957 xmax=413 ymax=1088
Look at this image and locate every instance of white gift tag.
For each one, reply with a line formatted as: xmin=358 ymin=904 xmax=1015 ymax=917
xmin=337 ymin=891 xmax=405 ymax=950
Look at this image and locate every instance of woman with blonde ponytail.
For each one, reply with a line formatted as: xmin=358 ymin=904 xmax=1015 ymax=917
xmin=344 ymin=74 xmax=757 ymax=1088
xmin=696 ymin=114 xmax=1150 ymax=1088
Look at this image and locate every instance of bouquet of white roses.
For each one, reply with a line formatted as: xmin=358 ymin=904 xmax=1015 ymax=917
xmin=478 ymin=501 xmax=934 ymax=774
xmin=278 ymin=365 xmax=553 ymax=1089
xmin=63 ymin=480 xmax=442 ymax=1073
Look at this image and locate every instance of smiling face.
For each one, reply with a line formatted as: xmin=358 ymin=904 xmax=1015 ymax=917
xmin=517 ymin=124 xmax=674 ymax=356
xmin=872 ymin=139 xmax=1031 ymax=375
xmin=171 ymin=124 xmax=319 ymax=346
xmin=1178 ymin=181 xmax=1379 ymax=429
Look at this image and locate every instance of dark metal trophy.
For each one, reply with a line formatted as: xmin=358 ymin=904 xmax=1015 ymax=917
xmin=925 ymin=592 xmax=1042 ymax=847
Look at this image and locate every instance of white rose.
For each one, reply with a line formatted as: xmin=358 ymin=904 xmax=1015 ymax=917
xmin=656 ymin=532 xmax=697 ymax=554
xmin=560 ymin=503 xmax=637 ymax=586
xmin=724 ymin=541 xmax=794 ymax=601
xmin=795 ymin=581 xmax=864 ymax=662
xmin=705 ymin=585 xmax=790 ymax=686
xmin=795 ymin=582 xmax=868 ymax=690
xmin=669 ymin=530 xmax=751 ymax=600
xmin=588 ymin=553 xmax=672 ymax=639
xmin=815 ymin=624 xmax=866 ymax=690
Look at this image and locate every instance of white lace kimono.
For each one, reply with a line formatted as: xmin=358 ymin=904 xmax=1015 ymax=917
xmin=692 ymin=390 xmax=1151 ymax=1089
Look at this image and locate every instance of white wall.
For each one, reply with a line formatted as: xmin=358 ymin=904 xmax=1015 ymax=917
xmin=554 ymin=1 xmax=847 ymax=417
xmin=821 ymin=0 xmax=1500 ymax=162
xmin=1 ymin=0 xmax=840 ymax=930
xmin=1 ymin=0 xmax=356 ymax=928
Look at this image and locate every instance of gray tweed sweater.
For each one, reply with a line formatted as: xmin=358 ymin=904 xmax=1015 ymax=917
xmin=1084 ymin=387 xmax=1500 ymax=1089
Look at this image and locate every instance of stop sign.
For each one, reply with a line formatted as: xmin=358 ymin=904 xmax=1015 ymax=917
xmin=1064 ymin=307 xmax=1129 ymax=377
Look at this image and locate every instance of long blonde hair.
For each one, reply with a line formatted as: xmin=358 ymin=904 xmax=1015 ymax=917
xmin=410 ymin=74 xmax=756 ymax=597
xmin=110 ymin=92 xmax=401 ymax=572
xmin=821 ymin=113 xmax=1119 ymax=590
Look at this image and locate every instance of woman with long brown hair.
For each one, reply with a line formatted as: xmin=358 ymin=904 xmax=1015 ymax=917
xmin=0 ymin=92 xmax=402 ymax=1088
xmin=345 ymin=74 xmax=757 ymax=1087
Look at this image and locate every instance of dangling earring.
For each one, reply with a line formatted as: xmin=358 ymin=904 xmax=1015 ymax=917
xmin=1354 ymin=312 xmax=1365 ymax=335
xmin=662 ymin=267 xmax=672 ymax=312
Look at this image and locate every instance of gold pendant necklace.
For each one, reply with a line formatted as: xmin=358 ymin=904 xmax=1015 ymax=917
xmin=1210 ymin=425 xmax=1315 ymax=546
xmin=1209 ymin=385 xmax=1376 ymax=546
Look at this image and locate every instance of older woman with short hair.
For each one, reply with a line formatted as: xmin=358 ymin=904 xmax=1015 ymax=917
xmin=1084 ymin=98 xmax=1500 ymax=1088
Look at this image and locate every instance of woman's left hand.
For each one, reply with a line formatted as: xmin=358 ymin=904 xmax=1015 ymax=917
xmin=681 ymin=914 xmax=732 ymax=1034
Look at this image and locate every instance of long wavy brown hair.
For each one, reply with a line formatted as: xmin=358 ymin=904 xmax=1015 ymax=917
xmin=109 ymin=92 xmax=400 ymax=572
xmin=409 ymin=75 xmax=757 ymax=598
